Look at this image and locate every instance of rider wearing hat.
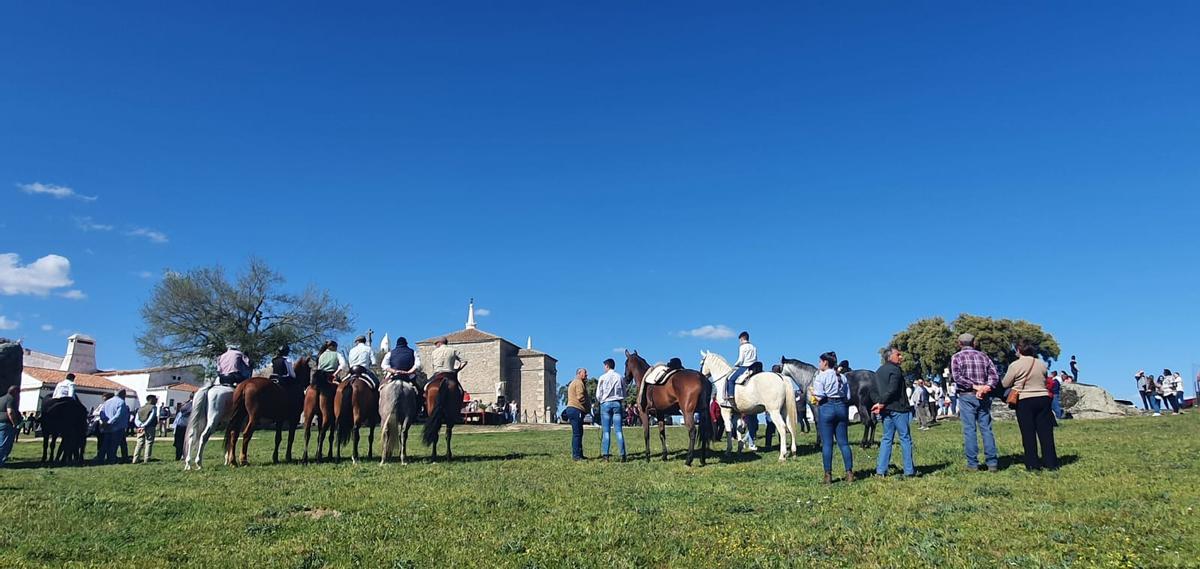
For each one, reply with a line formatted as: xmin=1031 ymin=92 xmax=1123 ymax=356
xmin=382 ymin=336 xmax=423 ymax=395
xmin=217 ymin=343 xmax=252 ymax=386
xmin=347 ymin=335 xmax=379 ymax=388
xmin=269 ymin=345 xmax=295 ymax=385
xmin=315 ymin=340 xmax=348 ymax=385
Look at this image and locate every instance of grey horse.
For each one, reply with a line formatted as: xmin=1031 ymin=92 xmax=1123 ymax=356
xmin=378 ymin=377 xmax=422 ymax=465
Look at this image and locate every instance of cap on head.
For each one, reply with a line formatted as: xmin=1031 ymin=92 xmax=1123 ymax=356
xmin=356 ymin=335 xmax=367 ymax=344
xmin=147 ymin=394 xmax=158 ymax=402
xmin=396 ymin=337 xmax=408 ymax=347
xmin=958 ymin=333 xmax=975 ymax=345
xmin=65 ymin=373 xmax=76 ymax=381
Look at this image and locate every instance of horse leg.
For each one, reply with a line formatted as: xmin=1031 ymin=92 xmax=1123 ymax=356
xmin=658 ymin=417 xmax=668 ymax=461
xmin=400 ymin=420 xmax=409 ymax=466
xmin=286 ymin=424 xmax=296 ymax=463
xmin=352 ymin=424 xmax=361 ymax=465
xmin=367 ymin=426 xmax=375 ymax=459
xmin=240 ymin=419 xmax=255 ymax=466
xmin=42 ymin=435 xmax=50 ymax=463
xmin=767 ymin=409 xmax=788 ymax=462
xmin=722 ymin=409 xmax=735 ymax=458
xmin=273 ymin=424 xmax=283 ymax=464
xmin=683 ymin=411 xmax=697 ymax=467
xmin=224 ymin=425 xmax=237 ymax=467
xmin=445 ymin=424 xmax=453 ymax=461
xmin=303 ymin=415 xmax=313 ymax=463
xmin=642 ymin=415 xmax=651 ymax=462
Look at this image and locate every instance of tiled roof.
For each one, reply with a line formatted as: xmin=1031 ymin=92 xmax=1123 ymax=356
xmin=518 ymin=349 xmax=557 ymax=361
xmin=418 ymin=328 xmax=506 ymax=345
xmin=96 ymin=364 xmax=201 ymax=376
xmin=23 ymin=367 xmax=127 ymax=392
xmin=161 ymin=382 xmax=199 ymax=393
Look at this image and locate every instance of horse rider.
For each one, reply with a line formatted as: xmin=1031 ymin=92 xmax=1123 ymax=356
xmin=382 ymin=337 xmax=422 ymax=395
xmin=429 ymin=337 xmax=468 ymax=380
xmin=347 ymin=335 xmax=379 ymax=388
xmin=724 ymin=331 xmax=760 ymax=404
xmin=52 ymin=372 xmax=80 ymax=401
xmin=217 ymin=344 xmax=252 ymax=386
xmin=269 ymin=345 xmax=295 ymax=385
xmin=315 ymin=340 xmax=348 ymax=385
xmin=666 ymin=357 xmax=684 ymax=370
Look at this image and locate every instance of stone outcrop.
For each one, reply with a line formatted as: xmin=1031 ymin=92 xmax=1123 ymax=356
xmin=989 ymin=382 xmax=1139 ymax=420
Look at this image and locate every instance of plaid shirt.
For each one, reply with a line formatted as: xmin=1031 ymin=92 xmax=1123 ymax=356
xmin=951 ymin=347 xmax=1000 ymax=393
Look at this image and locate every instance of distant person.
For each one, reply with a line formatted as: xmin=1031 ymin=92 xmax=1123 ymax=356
xmin=951 ymin=333 xmax=1000 ymax=472
xmin=91 ymin=394 xmax=110 ymax=462
xmin=872 ymin=348 xmax=915 ymax=478
xmin=347 ymin=335 xmax=379 ymax=386
xmin=1047 ymin=371 xmax=1064 ymax=420
xmin=1069 ymin=355 xmax=1079 ymax=382
xmin=725 ymin=331 xmax=759 ymax=403
xmin=927 ymin=380 xmax=942 ymax=424
xmin=1172 ymin=371 xmax=1186 ymax=412
xmin=217 ymin=344 xmax=252 ymax=386
xmin=173 ymin=401 xmax=191 ymax=460
xmin=1135 ymin=371 xmax=1154 ymax=411
xmin=813 ymin=351 xmax=853 ymax=484
xmin=0 ymin=386 xmax=20 ymax=466
xmin=564 ymin=367 xmax=590 ymax=461
xmin=269 ymin=345 xmax=296 ymax=385
xmin=946 ymin=379 xmax=958 ymax=417
xmin=132 ymin=394 xmax=159 ymax=464
xmin=1161 ymin=370 xmax=1181 ymax=415
xmin=429 ymin=338 xmax=467 ymax=379
xmin=1001 ymin=339 xmax=1058 ymax=471
xmin=911 ymin=379 xmax=932 ymax=430
xmin=595 ymin=358 xmax=627 ymax=462
xmin=99 ymin=389 xmax=131 ymax=464
xmin=52 ymin=372 xmax=78 ymax=400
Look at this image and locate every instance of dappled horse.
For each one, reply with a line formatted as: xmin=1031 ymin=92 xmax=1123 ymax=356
xmin=183 ymin=380 xmax=235 ymax=470
xmin=378 ymin=376 xmax=422 ymax=465
xmin=298 ymin=356 xmax=336 ymax=463
xmin=700 ymin=351 xmax=798 ymax=462
xmin=624 ymin=350 xmax=712 ymax=466
xmin=779 ymin=358 xmax=819 ymax=436
xmin=422 ymin=372 xmax=464 ymax=461
xmin=40 ymin=397 xmax=88 ymax=465
xmin=334 ymin=368 xmax=380 ymax=463
xmin=224 ymin=374 xmax=306 ymax=466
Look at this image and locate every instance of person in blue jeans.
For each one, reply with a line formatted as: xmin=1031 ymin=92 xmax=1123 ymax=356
xmin=0 ymin=386 xmax=21 ymax=466
xmin=951 ymin=334 xmax=1000 ymax=472
xmin=873 ymin=348 xmax=916 ymax=478
xmin=1048 ymin=371 xmax=1064 ymax=420
xmin=564 ymin=367 xmax=590 ymax=460
xmin=595 ymin=358 xmax=627 ymax=461
xmin=813 ymin=351 xmax=854 ymax=484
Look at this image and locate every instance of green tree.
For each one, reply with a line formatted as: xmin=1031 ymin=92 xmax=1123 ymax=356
xmin=136 ymin=257 xmax=354 ymax=369
xmin=886 ymin=313 xmax=1061 ymax=379
xmin=887 ymin=317 xmax=956 ymax=379
xmin=557 ymin=377 xmax=599 ymax=410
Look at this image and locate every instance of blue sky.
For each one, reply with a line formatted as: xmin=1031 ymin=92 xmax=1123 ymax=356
xmin=2 ymin=3 xmax=1197 ymax=401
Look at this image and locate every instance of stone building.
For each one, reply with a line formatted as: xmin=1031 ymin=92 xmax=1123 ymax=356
xmin=415 ymin=301 xmax=557 ymax=421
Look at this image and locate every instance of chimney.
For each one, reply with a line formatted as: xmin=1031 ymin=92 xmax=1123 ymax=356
xmin=60 ymin=334 xmax=98 ymax=373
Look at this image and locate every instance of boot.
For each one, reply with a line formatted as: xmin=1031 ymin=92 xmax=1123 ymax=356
xmin=845 ymin=470 xmax=855 ymax=483
xmin=822 ymin=472 xmax=832 ymax=484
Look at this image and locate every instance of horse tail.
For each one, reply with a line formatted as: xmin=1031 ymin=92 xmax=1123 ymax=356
xmin=225 ymin=384 xmax=249 ymax=454
xmin=782 ymin=374 xmax=799 ymax=442
xmin=336 ymin=381 xmax=355 ymax=447
xmin=423 ymin=377 xmax=459 ymax=446
xmin=187 ymin=385 xmax=210 ymax=440
xmin=697 ymin=375 xmax=713 ymax=444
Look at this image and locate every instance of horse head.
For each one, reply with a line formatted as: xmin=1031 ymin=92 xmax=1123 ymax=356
xmin=624 ymin=349 xmax=648 ymax=383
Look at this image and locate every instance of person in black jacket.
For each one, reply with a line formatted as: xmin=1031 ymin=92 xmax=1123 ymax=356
xmin=872 ymin=347 xmax=916 ymax=478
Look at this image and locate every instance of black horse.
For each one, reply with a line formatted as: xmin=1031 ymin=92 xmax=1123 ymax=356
xmin=839 ymin=362 xmax=879 ymax=449
xmin=41 ymin=397 xmax=88 ymax=465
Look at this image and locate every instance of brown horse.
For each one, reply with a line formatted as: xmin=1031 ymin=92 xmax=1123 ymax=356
xmin=224 ymin=375 xmax=306 ymax=466
xmin=333 ymin=370 xmax=379 ymax=463
xmin=298 ymin=356 xmax=336 ymax=462
xmin=421 ymin=372 xmax=464 ymax=461
xmin=624 ymin=350 xmax=712 ymax=466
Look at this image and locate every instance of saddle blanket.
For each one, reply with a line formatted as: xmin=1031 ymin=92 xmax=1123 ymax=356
xmin=643 ymin=364 xmax=683 ymax=386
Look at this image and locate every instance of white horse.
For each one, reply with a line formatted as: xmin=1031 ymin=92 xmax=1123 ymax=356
xmin=700 ymin=350 xmax=798 ymax=462
xmin=182 ymin=380 xmax=235 ymax=471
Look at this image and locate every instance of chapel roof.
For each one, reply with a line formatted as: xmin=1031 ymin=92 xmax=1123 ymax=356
xmin=418 ymin=328 xmax=512 ymax=346
xmin=23 ymin=367 xmax=128 ymax=392
xmin=96 ymin=364 xmax=201 ymax=376
xmin=517 ymin=348 xmax=557 ymax=361
xmin=152 ymin=382 xmax=200 ymax=393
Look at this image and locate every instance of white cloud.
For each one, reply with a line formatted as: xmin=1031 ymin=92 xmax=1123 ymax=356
xmin=475 ymin=308 xmax=491 ymax=317
xmin=612 ymin=347 xmax=627 ymax=354
xmin=0 ymin=316 xmax=18 ymax=330
xmin=74 ymin=216 xmax=113 ymax=231
xmin=17 ymin=182 xmax=97 ymax=202
xmin=675 ymin=324 xmax=736 ymax=340
xmin=40 ymin=324 xmax=53 ymax=332
xmin=127 ymin=227 xmax=168 ymax=244
xmin=134 ymin=270 xmax=154 ymax=279
xmin=60 ymin=289 xmax=86 ymax=300
xmin=0 ymin=253 xmax=74 ymax=296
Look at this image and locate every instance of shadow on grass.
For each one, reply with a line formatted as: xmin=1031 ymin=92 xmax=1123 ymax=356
xmin=996 ymin=453 xmax=1079 ymax=471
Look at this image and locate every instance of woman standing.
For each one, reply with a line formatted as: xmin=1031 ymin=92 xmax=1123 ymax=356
xmin=812 ymin=351 xmax=853 ymax=483
xmin=1160 ymin=370 xmax=1181 ymax=415
xmin=1001 ymin=339 xmax=1058 ymax=471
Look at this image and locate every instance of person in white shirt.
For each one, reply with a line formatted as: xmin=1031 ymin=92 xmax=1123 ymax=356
xmin=725 ymin=331 xmax=760 ymax=402
xmin=52 ymin=373 xmax=78 ymax=400
xmin=595 ymin=358 xmax=628 ymax=461
xmin=347 ymin=335 xmax=379 ymax=387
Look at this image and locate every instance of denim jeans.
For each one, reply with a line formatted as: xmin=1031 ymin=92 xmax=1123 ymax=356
xmin=958 ymin=394 xmax=998 ymax=468
xmin=1163 ymin=394 xmax=1180 ymax=413
xmin=1149 ymin=394 xmax=1162 ymax=413
xmin=876 ymin=410 xmax=915 ymax=476
xmin=599 ymin=400 xmax=625 ymax=457
xmin=101 ymin=429 xmax=124 ymax=463
xmin=817 ymin=400 xmax=852 ymax=473
xmin=563 ymin=407 xmax=584 ymax=459
xmin=744 ymin=413 xmax=759 ymax=441
xmin=1139 ymin=392 xmax=1152 ymax=411
xmin=1050 ymin=391 xmax=1064 ymax=419
xmin=949 ymin=395 xmax=958 ymax=415
xmin=0 ymin=423 xmax=16 ymax=466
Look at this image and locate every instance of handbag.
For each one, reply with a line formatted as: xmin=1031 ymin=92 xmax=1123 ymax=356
xmin=1006 ymin=358 xmax=1037 ymax=409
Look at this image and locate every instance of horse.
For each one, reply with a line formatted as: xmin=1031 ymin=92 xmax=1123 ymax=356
xmin=40 ymin=397 xmax=88 ymax=465
xmin=298 ymin=356 xmax=336 ymax=463
xmin=700 ymin=351 xmax=798 ymax=462
xmin=779 ymin=358 xmax=819 ymax=435
xmin=333 ymin=369 xmax=380 ymax=464
xmin=224 ymin=375 xmax=306 ymax=466
xmin=781 ymin=357 xmax=880 ymax=448
xmin=421 ymin=371 xmax=464 ymax=461
xmin=624 ymin=350 xmax=711 ymax=466
xmin=378 ymin=376 xmax=421 ymax=465
xmin=182 ymin=380 xmax=235 ymax=471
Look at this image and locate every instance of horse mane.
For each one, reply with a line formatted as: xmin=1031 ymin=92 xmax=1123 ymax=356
xmin=781 ymin=357 xmax=818 ymax=372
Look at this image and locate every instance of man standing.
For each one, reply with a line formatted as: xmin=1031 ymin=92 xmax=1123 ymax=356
xmin=951 ymin=333 xmax=1000 ymax=472
xmin=172 ymin=401 xmax=191 ymax=461
xmin=1069 ymin=355 xmax=1079 ymax=383
xmin=52 ymin=373 xmax=78 ymax=400
xmin=347 ymin=335 xmax=379 ymax=386
xmin=911 ymin=379 xmax=932 ymax=430
xmin=595 ymin=358 xmax=627 ymax=461
xmin=873 ymin=348 xmax=915 ymax=478
xmin=132 ymin=394 xmax=159 ymax=464
xmin=429 ymin=338 xmax=468 ymax=378
xmin=0 ymin=386 xmax=20 ymax=466
xmin=1135 ymin=371 xmax=1153 ymax=411
xmin=217 ymin=344 xmax=252 ymax=386
xmin=564 ymin=368 xmax=590 ymax=461
xmin=99 ymin=389 xmax=131 ymax=464
xmin=725 ymin=331 xmax=759 ymax=403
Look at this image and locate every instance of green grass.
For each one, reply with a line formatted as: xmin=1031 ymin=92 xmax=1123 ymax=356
xmin=2 ymin=413 xmax=1197 ymax=568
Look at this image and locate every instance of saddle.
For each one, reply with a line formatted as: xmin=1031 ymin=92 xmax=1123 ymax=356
xmin=643 ymin=364 xmax=684 ymax=386
xmin=350 ymin=372 xmax=378 ymax=391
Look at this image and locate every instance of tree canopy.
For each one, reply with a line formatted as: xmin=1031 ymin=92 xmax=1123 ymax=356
xmin=136 ymin=257 xmax=353 ymax=369
xmin=886 ymin=314 xmax=1061 ymax=378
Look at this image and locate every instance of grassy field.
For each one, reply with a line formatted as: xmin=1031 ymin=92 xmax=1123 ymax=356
xmin=1 ymin=413 xmax=1197 ymax=568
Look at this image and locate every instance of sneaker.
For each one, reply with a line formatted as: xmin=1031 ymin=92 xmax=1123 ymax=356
xmin=987 ymin=465 xmax=999 ymax=473
xmin=746 ymin=443 xmax=758 ymax=451
xmin=1153 ymin=413 xmax=1162 ymax=417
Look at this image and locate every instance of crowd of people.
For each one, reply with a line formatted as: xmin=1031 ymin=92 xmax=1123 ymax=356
xmin=1134 ymin=369 xmax=1188 ymax=416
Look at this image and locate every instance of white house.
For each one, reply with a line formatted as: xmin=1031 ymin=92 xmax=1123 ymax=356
xmin=20 ymin=367 xmax=140 ymax=413
xmin=98 ymin=366 xmax=202 ymax=406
